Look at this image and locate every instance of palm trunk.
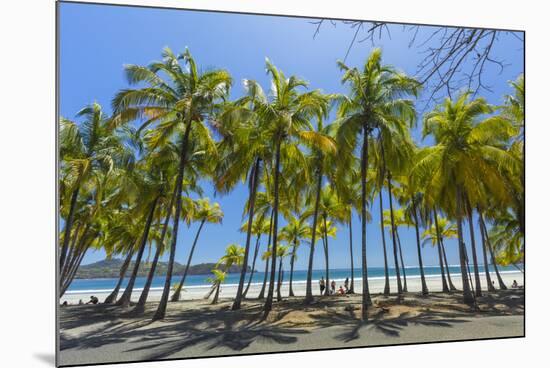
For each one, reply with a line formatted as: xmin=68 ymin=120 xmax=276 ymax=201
xmin=60 ymin=223 xmax=90 ymax=289
xmin=441 ymin=240 xmax=458 ymax=291
xmin=288 ymin=239 xmax=297 ymax=297
xmin=433 ymin=209 xmax=450 ymax=292
xmin=323 ymin=215 xmax=330 ymax=296
xmin=244 ymin=234 xmax=261 ymax=298
xmin=233 ymin=158 xmax=261 ymax=310
xmin=172 ymin=219 xmax=206 ymax=302
xmin=412 ymin=199 xmax=428 ymax=295
xmin=117 ymin=196 xmax=159 ymax=308
xmin=59 ymin=186 xmax=80 ymax=273
xmin=211 ymin=282 xmax=221 ymax=304
xmin=386 ymin=174 xmax=403 ymax=295
xmin=378 ymin=191 xmax=390 ymax=295
xmin=104 ymin=249 xmax=135 ymax=304
xmin=479 ymin=211 xmax=496 ymax=292
xmin=395 ymin=230 xmax=408 ymax=292
xmin=305 ymin=165 xmax=323 ymax=304
xmin=264 ymin=140 xmax=282 ymax=315
xmin=480 ymin=213 xmax=507 ymax=290
xmin=360 ymin=126 xmax=372 ymax=320
xmin=348 ymin=217 xmax=355 ymax=294
xmin=60 ymin=238 xmax=93 ymax=297
xmin=153 ymin=121 xmax=192 ymax=321
xmin=258 ymin=211 xmax=274 ymax=300
xmin=455 ymin=188 xmax=475 ymax=305
xmin=276 ymin=257 xmax=283 ymax=302
xmin=465 ymin=200 xmax=482 ymax=297
xmin=135 ymin=190 xmax=176 ymax=310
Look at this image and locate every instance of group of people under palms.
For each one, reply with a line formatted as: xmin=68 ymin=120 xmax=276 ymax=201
xmin=319 ymin=277 xmax=351 ymax=296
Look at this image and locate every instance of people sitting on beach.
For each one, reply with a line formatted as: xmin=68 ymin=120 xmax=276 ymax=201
xmin=512 ymin=280 xmax=518 ymax=288
xmin=330 ymin=280 xmax=336 ymax=295
xmin=78 ymin=299 xmax=83 ymax=305
xmin=344 ymin=277 xmax=349 ymax=292
xmin=86 ymin=296 xmax=99 ymax=305
xmin=61 ymin=301 xmax=68 ymax=307
xmin=319 ymin=277 xmax=325 ymax=295
xmin=338 ymin=285 xmax=345 ymax=295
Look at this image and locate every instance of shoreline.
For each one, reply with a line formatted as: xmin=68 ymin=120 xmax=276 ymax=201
xmin=61 ymin=270 xmax=524 ymax=304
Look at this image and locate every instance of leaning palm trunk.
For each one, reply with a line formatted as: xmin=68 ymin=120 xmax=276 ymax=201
xmin=153 ymin=122 xmax=192 ymax=321
xmin=117 ymin=196 xmax=159 ymax=308
xmin=347 ymin=217 xmax=355 ymax=294
xmin=259 ymin=210 xmax=274 ymax=299
xmin=59 ymin=186 xmax=80 ymax=273
xmin=135 ymin=191 xmax=176 ymax=310
xmin=441 ymin=240 xmax=458 ymax=291
xmin=288 ymin=239 xmax=297 ymax=297
xmin=60 ymin=223 xmax=90 ymax=285
xmin=104 ymin=249 xmax=135 ymax=304
xmin=233 ymin=158 xmax=261 ymax=310
xmin=244 ymin=234 xmax=261 ymax=298
xmin=480 ymin=213 xmax=507 ymax=290
xmin=378 ymin=191 xmax=391 ymax=295
xmin=432 ymin=209 xmax=450 ymax=292
xmin=264 ymin=140 xmax=282 ymax=315
xmin=455 ymin=188 xmax=475 ymax=305
xmin=360 ymin=126 xmax=372 ymax=319
xmin=305 ymin=166 xmax=323 ymax=304
xmin=172 ymin=219 xmax=207 ymax=302
xmin=395 ymin=230 xmax=408 ymax=292
xmin=60 ymin=237 xmax=94 ymax=297
xmin=211 ymin=282 xmax=221 ymax=304
xmin=479 ymin=214 xmax=496 ymax=292
xmin=412 ymin=199 xmax=428 ymax=295
xmin=465 ymin=202 xmax=482 ymax=297
xmin=323 ymin=215 xmax=330 ymax=296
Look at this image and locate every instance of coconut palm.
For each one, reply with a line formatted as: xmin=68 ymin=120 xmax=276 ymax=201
xmin=170 ymin=198 xmax=223 ymax=301
xmin=112 ymin=47 xmax=230 ymax=320
xmin=205 ymin=244 xmax=245 ymax=304
xmin=254 ymin=60 xmax=332 ymax=315
xmin=336 ymin=48 xmax=420 ymax=318
xmin=279 ymin=214 xmax=311 ymax=296
xmin=275 ymin=244 xmax=291 ymax=301
xmin=416 ymin=92 xmax=518 ymax=304
xmin=59 ymin=103 xmax=129 ymax=285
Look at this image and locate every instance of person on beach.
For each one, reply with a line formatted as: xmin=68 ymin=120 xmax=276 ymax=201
xmin=61 ymin=301 xmax=68 ymax=307
xmin=319 ymin=277 xmax=325 ymax=295
xmin=512 ymin=280 xmax=518 ymax=288
xmin=86 ymin=296 xmax=99 ymax=305
xmin=338 ymin=285 xmax=345 ymax=295
xmin=78 ymin=299 xmax=83 ymax=305
xmin=344 ymin=277 xmax=349 ymax=293
xmin=330 ymin=280 xmax=336 ymax=295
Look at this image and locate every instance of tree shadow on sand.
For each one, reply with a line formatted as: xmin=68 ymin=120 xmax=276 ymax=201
xmin=60 ymin=301 xmax=309 ymax=361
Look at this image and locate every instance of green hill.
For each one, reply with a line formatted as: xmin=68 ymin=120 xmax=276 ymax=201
xmin=75 ymin=258 xmax=253 ymax=279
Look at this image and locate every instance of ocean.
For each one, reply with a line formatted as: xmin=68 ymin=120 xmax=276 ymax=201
xmin=66 ymin=265 xmax=520 ymax=294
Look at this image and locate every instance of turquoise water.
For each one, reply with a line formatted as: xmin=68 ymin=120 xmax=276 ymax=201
xmin=66 ymin=265 xmax=519 ymax=294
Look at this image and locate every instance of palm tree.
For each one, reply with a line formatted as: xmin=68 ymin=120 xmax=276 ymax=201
xmin=279 ymin=214 xmax=310 ymax=297
xmin=170 ymin=198 xmax=223 ymax=302
xmin=276 ymin=244 xmax=290 ymax=301
xmin=59 ymin=103 xmax=128 ymax=288
xmin=336 ymin=48 xmax=419 ymax=318
xmin=242 ymin=214 xmax=271 ymax=298
xmin=112 ymin=47 xmax=230 ymax=320
xmin=417 ymin=92 xmax=518 ymax=305
xmin=206 ymin=244 xmax=244 ymax=304
xmin=255 ymin=59 xmax=332 ymax=315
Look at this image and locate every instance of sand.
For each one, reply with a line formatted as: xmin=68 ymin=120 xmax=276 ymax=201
xmin=58 ymin=280 xmax=524 ymax=366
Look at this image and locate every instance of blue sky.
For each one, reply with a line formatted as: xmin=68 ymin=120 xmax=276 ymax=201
xmin=59 ymin=2 xmax=523 ymax=271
